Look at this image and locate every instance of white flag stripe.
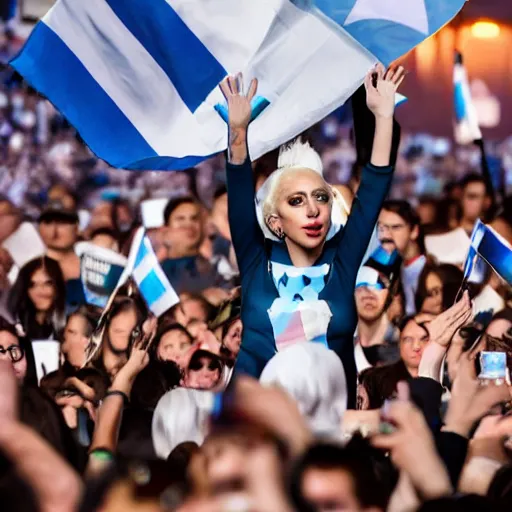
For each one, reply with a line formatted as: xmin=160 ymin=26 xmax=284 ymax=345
xmin=132 ymin=252 xmax=154 ymax=286
xmin=166 ymin=0 xmax=277 ymax=73
xmin=45 ymin=0 xmax=224 ymax=158
xmin=149 ymin=292 xmax=179 ymax=317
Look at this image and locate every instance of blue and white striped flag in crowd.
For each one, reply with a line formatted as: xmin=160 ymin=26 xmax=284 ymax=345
xmin=454 ymin=51 xmax=482 ymax=145
xmin=122 ymin=228 xmax=180 ymax=316
xmin=463 ymin=220 xmax=512 ymax=287
xmin=11 ymin=0 xmax=465 ymax=171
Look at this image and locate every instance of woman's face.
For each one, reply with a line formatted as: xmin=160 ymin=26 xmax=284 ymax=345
xmin=268 ymin=169 xmax=332 ymax=251
xmin=421 ymin=272 xmax=443 ymax=315
xmin=61 ymin=314 xmax=89 ymax=368
xmin=157 ymin=329 xmax=192 ymax=363
xmin=222 ymin=319 xmax=242 ymax=356
xmin=107 ymin=308 xmax=138 ymax=352
xmin=28 ymin=267 xmax=56 ymax=314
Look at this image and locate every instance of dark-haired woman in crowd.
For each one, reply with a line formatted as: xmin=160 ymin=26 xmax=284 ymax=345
xmin=130 ymin=323 xmax=191 ymax=410
xmin=9 ymin=256 xmax=66 ymax=340
xmin=415 ymin=263 xmax=464 ymax=315
xmin=8 ymin=256 xmax=66 ymax=384
xmin=91 ymin=295 xmax=146 ymax=380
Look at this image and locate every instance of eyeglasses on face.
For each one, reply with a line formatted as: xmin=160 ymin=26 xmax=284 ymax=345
xmin=0 ymin=345 xmax=24 ymax=363
xmin=377 ymin=223 xmax=407 ymax=233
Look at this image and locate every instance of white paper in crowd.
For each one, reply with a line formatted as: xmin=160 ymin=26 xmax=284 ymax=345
xmin=78 ymin=209 xmax=91 ymax=231
xmin=75 ymin=241 xmax=128 ymax=266
xmin=425 ymin=228 xmax=470 ymax=266
xmin=2 ymin=222 xmax=46 ymax=268
xmin=32 ymin=340 xmax=60 ymax=385
xmin=141 ymin=198 xmax=168 ymax=229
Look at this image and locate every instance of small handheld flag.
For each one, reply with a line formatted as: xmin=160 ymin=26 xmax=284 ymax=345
xmin=463 ymin=220 xmax=512 ymax=288
xmin=454 ymin=51 xmax=482 ymax=145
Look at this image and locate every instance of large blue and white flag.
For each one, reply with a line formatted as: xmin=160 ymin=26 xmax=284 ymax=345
xmin=11 ymin=0 xmax=465 ymax=170
xmin=121 ymin=227 xmax=180 ymax=316
xmin=454 ymin=51 xmax=482 ymax=145
xmin=463 ymin=220 xmax=512 ymax=287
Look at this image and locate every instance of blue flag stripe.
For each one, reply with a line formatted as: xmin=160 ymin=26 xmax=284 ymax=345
xmin=454 ymin=81 xmax=466 ymax=121
xmin=138 ymin=269 xmax=167 ymax=306
xmin=104 ymin=0 xmax=226 ymax=113
xmin=10 ymin=22 xmax=158 ymax=169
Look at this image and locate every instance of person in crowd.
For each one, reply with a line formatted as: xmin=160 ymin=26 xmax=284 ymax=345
xmin=260 ymin=343 xmax=347 ymax=436
xmin=291 ymin=439 xmax=391 ymax=512
xmin=91 ymin=295 xmax=146 ymax=379
xmin=159 ymin=197 xmax=231 ymax=294
xmin=129 ymin=323 xmax=189 ymax=410
xmin=458 ymin=173 xmax=491 ymax=236
xmin=180 ymin=345 xmax=224 ymax=390
xmin=173 ymin=293 xmax=215 ymax=328
xmin=38 ymin=199 xmax=81 ymax=281
xmin=207 ymin=291 xmax=242 ymax=366
xmin=354 ymin=248 xmax=402 ymax=371
xmin=378 ymin=200 xmax=427 ymax=315
xmin=40 ymin=305 xmax=100 ymax=397
xmin=222 ymin=66 xmax=405 ymax=405
xmin=8 ymin=256 xmax=66 ymax=340
xmin=89 ymin=226 xmax=120 ymax=252
xmin=8 ymin=256 xmax=66 ymax=384
xmin=0 ymin=317 xmax=82 ymax=467
xmin=415 ymin=263 xmax=464 ymax=315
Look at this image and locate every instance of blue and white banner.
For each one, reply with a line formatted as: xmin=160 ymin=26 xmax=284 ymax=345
xmin=463 ymin=220 xmax=512 ymax=287
xmin=10 ymin=0 xmax=465 ymax=171
xmin=454 ymin=51 xmax=482 ymax=145
xmin=122 ymin=227 xmax=180 ymax=316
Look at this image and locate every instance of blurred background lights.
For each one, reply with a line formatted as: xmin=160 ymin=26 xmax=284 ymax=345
xmin=471 ymin=20 xmax=501 ymax=39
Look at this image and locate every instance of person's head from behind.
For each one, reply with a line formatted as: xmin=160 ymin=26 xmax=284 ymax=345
xmin=181 ymin=350 xmax=222 ymax=390
xmin=10 ymin=256 xmax=65 ymax=323
xmin=291 ymin=440 xmax=388 ymax=512
xmin=355 ymin=267 xmax=391 ymax=324
xmin=174 ymin=295 xmax=213 ymax=327
xmin=90 ymin=227 xmax=120 ymax=252
xmin=260 ymin=343 xmax=347 ymax=435
xmin=164 ymin=197 xmax=204 ymax=256
xmin=398 ymin=316 xmax=429 ymax=376
xmin=460 ymin=173 xmax=489 ymax=224
xmin=0 ymin=318 xmax=27 ymax=382
xmin=262 ymin=140 xmax=334 ymax=252
xmin=415 ymin=263 xmax=463 ymax=315
xmin=155 ymin=323 xmax=193 ymax=364
xmin=38 ymin=201 xmax=79 ymax=252
xmin=377 ymin=200 xmax=423 ymax=257
xmin=61 ymin=306 xmax=97 ymax=368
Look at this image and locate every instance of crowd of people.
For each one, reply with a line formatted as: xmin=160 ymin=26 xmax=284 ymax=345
xmin=0 ymin=20 xmax=511 ymax=512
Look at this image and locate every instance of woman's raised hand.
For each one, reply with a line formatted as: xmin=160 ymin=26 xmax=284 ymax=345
xmin=220 ymin=74 xmax=258 ymax=165
xmin=220 ymin=73 xmax=258 ymax=132
xmin=364 ymin=64 xmax=405 ymax=119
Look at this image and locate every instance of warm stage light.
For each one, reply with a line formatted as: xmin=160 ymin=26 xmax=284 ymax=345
xmin=471 ymin=21 xmax=501 ymax=39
